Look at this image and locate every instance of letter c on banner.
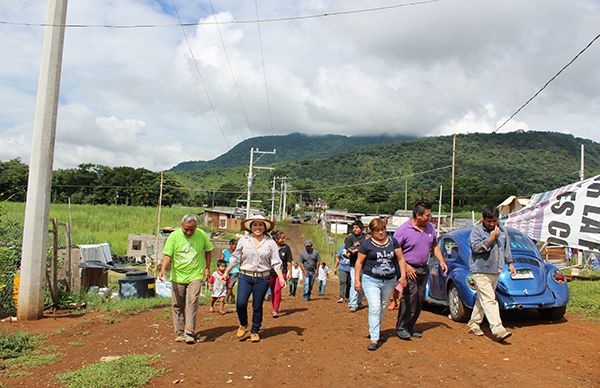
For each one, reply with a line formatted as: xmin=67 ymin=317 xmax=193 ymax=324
xmin=548 ymin=221 xmax=570 ymax=238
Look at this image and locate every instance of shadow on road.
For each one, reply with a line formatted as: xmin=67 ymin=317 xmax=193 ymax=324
xmin=261 ymin=325 xmax=304 ymax=338
xmin=279 ymin=307 xmax=308 ymax=317
xmin=197 ymin=325 xmax=238 ymax=342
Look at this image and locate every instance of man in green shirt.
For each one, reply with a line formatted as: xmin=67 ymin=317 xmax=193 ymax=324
xmin=159 ymin=215 xmax=213 ymax=344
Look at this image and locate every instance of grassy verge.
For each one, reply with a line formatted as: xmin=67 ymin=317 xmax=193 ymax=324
xmin=82 ymin=295 xmax=171 ymax=315
xmin=0 ymin=330 xmax=61 ymax=378
xmin=57 ymin=354 xmax=164 ymax=388
xmin=300 ymin=224 xmax=345 ymax=266
xmin=1 ymin=202 xmax=203 ymax=256
xmin=568 ymin=280 xmax=600 ymax=321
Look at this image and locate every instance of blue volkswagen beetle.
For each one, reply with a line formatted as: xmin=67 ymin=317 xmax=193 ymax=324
xmin=425 ymin=226 xmax=569 ymax=322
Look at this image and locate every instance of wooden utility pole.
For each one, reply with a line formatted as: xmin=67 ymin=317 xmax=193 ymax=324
xmin=580 ymin=144 xmax=585 ymax=181
xmin=450 ymin=134 xmax=457 ymax=229
xmin=437 ymin=185 xmax=443 ymax=238
xmin=18 ymin=0 xmax=68 ymax=320
xmin=155 ymin=171 xmax=164 ymax=276
xmin=404 ymin=180 xmax=408 ymax=212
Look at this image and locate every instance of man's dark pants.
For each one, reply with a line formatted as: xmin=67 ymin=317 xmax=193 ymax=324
xmin=396 ymin=265 xmax=429 ymax=333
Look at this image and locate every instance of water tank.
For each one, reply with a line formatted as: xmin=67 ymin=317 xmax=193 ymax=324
xmin=118 ymin=270 xmax=156 ymax=298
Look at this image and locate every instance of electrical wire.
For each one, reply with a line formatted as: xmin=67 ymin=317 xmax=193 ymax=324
xmin=255 ymin=0 xmax=275 ymax=135
xmin=171 ymin=0 xmax=230 ymax=149
xmin=493 ymin=33 xmax=600 ymax=133
xmin=207 ymin=0 xmax=254 ymax=132
xmin=0 ymin=0 xmax=441 ymax=29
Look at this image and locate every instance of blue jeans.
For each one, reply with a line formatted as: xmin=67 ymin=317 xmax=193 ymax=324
xmin=362 ymin=274 xmax=397 ymax=341
xmin=289 ymin=278 xmax=298 ymax=296
xmin=318 ymin=279 xmax=327 ymax=295
xmin=303 ymin=270 xmax=316 ymax=300
xmin=236 ymin=274 xmax=270 ymax=334
xmin=349 ymin=267 xmax=364 ymax=309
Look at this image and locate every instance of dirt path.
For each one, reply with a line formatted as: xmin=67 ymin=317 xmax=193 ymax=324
xmin=2 ymin=225 xmax=599 ymax=387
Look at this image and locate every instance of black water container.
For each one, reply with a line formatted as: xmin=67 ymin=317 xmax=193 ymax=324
xmin=118 ymin=270 xmax=156 ymax=298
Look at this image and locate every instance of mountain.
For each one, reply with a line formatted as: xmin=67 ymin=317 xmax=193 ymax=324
xmin=172 ymin=131 xmax=600 ymax=213
xmin=170 ymin=132 xmax=416 ymax=171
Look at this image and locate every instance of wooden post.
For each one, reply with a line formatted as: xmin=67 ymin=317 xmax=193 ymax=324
xmin=154 ymin=172 xmax=164 ymax=276
xmin=450 ymin=134 xmax=457 ymax=229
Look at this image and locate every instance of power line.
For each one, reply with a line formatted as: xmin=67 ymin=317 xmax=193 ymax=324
xmin=493 ymin=33 xmax=600 ymax=133
xmin=255 ymin=0 xmax=275 ymax=134
xmin=0 ymin=0 xmax=441 ymax=29
xmin=171 ymin=0 xmax=230 ymax=149
xmin=207 ymin=0 xmax=254 ymax=132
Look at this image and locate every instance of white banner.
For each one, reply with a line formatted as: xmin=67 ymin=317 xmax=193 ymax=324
xmin=505 ymin=175 xmax=600 ymax=252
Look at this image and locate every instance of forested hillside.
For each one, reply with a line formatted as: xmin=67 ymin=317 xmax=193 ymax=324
xmin=170 ymin=132 xmax=415 ymax=171
xmin=178 ymin=131 xmax=600 ymax=213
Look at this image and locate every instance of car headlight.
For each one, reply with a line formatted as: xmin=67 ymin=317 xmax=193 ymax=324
xmin=466 ymin=275 xmax=476 ymax=290
xmin=551 ymin=269 xmax=566 ymax=285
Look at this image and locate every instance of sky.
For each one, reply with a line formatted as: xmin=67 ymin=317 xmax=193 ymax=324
xmin=0 ymin=0 xmax=599 ymax=171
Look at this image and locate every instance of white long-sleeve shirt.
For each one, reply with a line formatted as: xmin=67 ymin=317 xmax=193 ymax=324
xmin=229 ymin=234 xmax=282 ymax=273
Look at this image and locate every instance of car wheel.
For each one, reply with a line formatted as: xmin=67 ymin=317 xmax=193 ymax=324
xmin=538 ymin=306 xmax=566 ymax=321
xmin=448 ymin=284 xmax=470 ymax=322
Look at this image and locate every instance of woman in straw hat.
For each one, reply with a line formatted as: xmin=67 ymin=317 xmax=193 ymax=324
xmin=224 ymin=215 xmax=286 ymax=342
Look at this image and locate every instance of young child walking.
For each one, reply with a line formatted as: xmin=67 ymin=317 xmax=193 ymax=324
xmin=290 ymin=262 xmax=302 ymax=296
xmin=317 ymin=261 xmax=329 ymax=296
xmin=209 ymin=259 xmax=229 ymax=315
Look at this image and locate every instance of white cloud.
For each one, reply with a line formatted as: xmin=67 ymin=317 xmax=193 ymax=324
xmin=0 ymin=0 xmax=599 ymax=170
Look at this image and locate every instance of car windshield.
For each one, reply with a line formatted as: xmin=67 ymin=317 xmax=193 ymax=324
xmin=508 ymin=231 xmax=537 ymax=251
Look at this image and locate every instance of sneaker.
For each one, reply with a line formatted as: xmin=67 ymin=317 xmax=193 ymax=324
xmin=411 ymin=331 xmax=422 ymax=338
xmin=468 ymin=326 xmax=484 ymax=336
xmin=396 ymin=329 xmax=412 ymax=340
xmin=272 ymin=311 xmax=279 ymax=318
xmin=496 ymin=331 xmax=512 ymax=342
xmin=349 ymin=307 xmax=357 ymax=312
xmin=236 ymin=325 xmax=248 ymax=338
xmin=250 ymin=333 xmax=260 ymax=342
xmin=337 ymin=298 xmax=344 ymax=303
xmin=367 ymin=342 xmax=378 ymax=351
xmin=184 ymin=333 xmax=196 ymax=344
xmin=175 ymin=335 xmax=186 ymax=343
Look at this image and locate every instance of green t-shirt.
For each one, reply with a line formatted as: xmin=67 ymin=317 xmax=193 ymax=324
xmin=163 ymin=228 xmax=214 ymax=284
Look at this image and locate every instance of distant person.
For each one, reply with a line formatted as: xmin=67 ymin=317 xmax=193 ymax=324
xmin=299 ymin=240 xmax=321 ymax=301
xmin=317 ymin=261 xmax=330 ymax=296
xmin=271 ymin=230 xmax=293 ymax=317
xmin=334 ymin=243 xmax=351 ymax=303
xmin=221 ymin=239 xmax=239 ymax=305
xmin=159 ymin=215 xmax=213 ymax=344
xmin=224 ymin=215 xmax=285 ymax=343
xmin=394 ymin=201 xmax=448 ymax=340
xmin=209 ymin=259 xmax=229 ymax=315
xmin=355 ymin=218 xmax=407 ymax=350
xmin=289 ymin=262 xmax=303 ymax=296
xmin=468 ymin=206 xmax=516 ymax=341
xmin=345 ymin=220 xmax=366 ymax=312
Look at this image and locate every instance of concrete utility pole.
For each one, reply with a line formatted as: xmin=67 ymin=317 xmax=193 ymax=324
xmin=245 ymin=147 xmax=275 ymax=218
xmin=18 ymin=0 xmax=68 ymax=320
xmin=282 ymin=180 xmax=288 ymax=219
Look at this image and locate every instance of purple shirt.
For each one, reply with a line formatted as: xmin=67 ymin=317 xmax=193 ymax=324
xmin=393 ymin=219 xmax=438 ymax=266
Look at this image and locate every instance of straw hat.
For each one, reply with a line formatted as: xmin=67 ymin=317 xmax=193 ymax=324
xmin=241 ymin=215 xmax=275 ymax=232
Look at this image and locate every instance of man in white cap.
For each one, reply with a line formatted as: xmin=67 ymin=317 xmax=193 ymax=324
xmin=299 ymin=240 xmax=321 ymax=301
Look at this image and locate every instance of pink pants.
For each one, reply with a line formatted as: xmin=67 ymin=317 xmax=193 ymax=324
xmin=269 ymin=274 xmax=283 ymax=313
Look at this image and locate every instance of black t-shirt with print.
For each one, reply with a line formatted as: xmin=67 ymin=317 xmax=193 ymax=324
xmin=358 ymin=237 xmax=400 ymax=280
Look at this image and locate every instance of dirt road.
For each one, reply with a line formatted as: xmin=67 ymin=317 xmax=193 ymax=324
xmin=2 ymin=224 xmax=599 ymax=387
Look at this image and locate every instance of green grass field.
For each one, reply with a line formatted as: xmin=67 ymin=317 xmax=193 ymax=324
xmin=0 ymin=202 xmax=204 ymax=256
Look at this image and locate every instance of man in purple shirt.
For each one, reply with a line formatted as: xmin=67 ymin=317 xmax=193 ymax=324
xmin=393 ymin=201 xmax=448 ymax=340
